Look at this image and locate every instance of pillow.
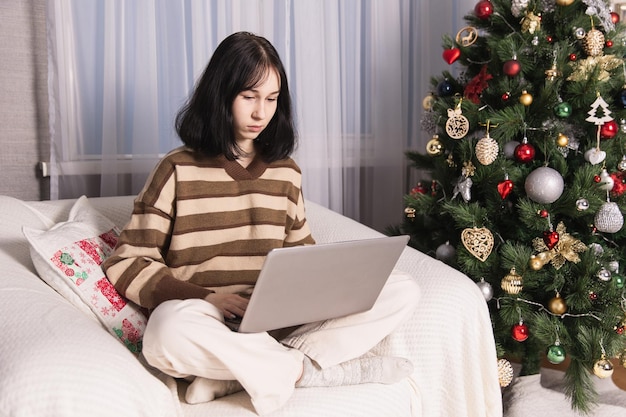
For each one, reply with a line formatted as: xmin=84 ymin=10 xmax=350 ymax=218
xmin=23 ymin=196 xmax=146 ymax=353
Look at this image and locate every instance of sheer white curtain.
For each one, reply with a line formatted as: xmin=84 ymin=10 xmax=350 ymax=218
xmin=47 ymin=0 xmax=471 ymax=231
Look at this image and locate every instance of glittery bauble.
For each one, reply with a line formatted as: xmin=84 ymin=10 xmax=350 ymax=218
xmin=474 ymin=0 xmax=493 ymax=20
xmin=593 ymin=358 xmax=614 ymax=378
xmin=426 ymin=135 xmax=444 ymax=156
xmin=548 ymin=295 xmax=567 ymax=315
xmin=547 ymin=344 xmax=566 ymax=364
xmin=477 ymin=278 xmax=494 ymax=301
xmin=497 ymin=358 xmax=514 ymax=387
xmin=512 ymin=322 xmax=529 ymax=342
xmin=583 ymin=28 xmax=605 ymax=57
xmin=600 ymin=120 xmax=618 ymax=139
xmin=511 ymin=0 xmax=529 ymax=17
xmin=525 ymin=167 xmax=564 ymax=204
xmin=501 ymin=268 xmax=523 ymax=294
xmin=435 ymin=242 xmax=456 ymax=263
xmin=476 ymin=135 xmax=499 ymax=165
xmin=503 ymin=59 xmax=521 ymax=77
xmin=554 ymin=102 xmax=572 ymax=118
xmin=594 ymin=202 xmax=624 ymax=233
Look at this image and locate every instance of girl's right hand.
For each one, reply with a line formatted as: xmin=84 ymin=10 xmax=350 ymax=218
xmin=204 ymin=293 xmax=249 ymax=319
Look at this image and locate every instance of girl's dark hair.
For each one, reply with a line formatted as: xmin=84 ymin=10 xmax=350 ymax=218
xmin=175 ymin=32 xmax=296 ymax=162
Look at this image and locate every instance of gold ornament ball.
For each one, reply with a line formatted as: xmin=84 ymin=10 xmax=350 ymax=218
xmin=556 ymin=133 xmax=569 ymax=147
xmin=422 ymin=94 xmax=436 ymax=111
xmin=548 ymin=295 xmax=568 ymax=315
xmin=519 ymin=90 xmax=533 ymax=106
xmin=426 ymin=135 xmax=444 ymax=156
xmin=529 ymin=253 xmax=549 ymax=270
xmin=555 ymin=0 xmax=574 ymax=6
xmin=593 ymin=358 xmax=614 ymax=378
xmin=501 ymin=267 xmax=523 ymax=294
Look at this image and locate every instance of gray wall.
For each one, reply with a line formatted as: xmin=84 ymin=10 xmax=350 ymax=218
xmin=0 ymin=0 xmax=49 ymax=201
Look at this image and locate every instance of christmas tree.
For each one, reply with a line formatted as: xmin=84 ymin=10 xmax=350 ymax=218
xmin=393 ymin=0 xmax=626 ymax=412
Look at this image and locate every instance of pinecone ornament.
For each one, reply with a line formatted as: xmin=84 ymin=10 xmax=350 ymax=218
xmin=582 ymin=28 xmax=605 ymax=57
xmin=476 ymin=135 xmax=499 ymax=165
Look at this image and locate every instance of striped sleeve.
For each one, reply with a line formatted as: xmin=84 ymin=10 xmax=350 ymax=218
xmin=102 ymin=157 xmax=212 ymax=309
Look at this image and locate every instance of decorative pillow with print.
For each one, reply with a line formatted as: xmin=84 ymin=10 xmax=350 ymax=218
xmin=23 ymin=196 xmax=145 ymax=353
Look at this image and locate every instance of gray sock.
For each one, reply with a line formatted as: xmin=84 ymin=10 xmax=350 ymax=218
xmin=185 ymin=377 xmax=243 ymax=404
xmin=296 ymin=356 xmax=413 ymax=387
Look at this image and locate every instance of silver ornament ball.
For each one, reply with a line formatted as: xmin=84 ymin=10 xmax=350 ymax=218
xmin=476 ymin=278 xmax=494 ymax=302
xmin=525 ymin=167 xmax=564 ymax=204
xmin=435 ymin=242 xmax=456 ymax=263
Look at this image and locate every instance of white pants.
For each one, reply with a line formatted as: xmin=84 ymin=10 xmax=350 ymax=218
xmin=142 ymin=270 xmax=420 ymax=415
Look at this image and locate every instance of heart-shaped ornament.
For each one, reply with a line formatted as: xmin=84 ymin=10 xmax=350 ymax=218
xmin=542 ymin=231 xmax=559 ymax=250
xmin=461 ymin=227 xmax=494 ymax=262
xmin=442 ymin=48 xmax=461 ymax=64
xmin=584 ymin=148 xmax=607 ymax=165
xmin=497 ymin=179 xmax=514 ymax=199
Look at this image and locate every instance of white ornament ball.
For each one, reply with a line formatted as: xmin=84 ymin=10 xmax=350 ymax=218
xmin=595 ymin=202 xmax=624 ymax=233
xmin=525 ymin=167 xmax=564 ymax=204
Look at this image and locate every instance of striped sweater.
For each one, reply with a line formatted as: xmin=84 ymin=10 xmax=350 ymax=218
xmin=102 ymin=147 xmax=315 ymax=309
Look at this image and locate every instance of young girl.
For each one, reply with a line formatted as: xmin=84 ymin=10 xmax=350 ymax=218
xmin=103 ymin=32 xmax=420 ymax=415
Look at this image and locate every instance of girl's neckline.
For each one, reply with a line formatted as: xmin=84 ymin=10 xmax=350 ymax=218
xmin=221 ymin=154 xmax=268 ymax=180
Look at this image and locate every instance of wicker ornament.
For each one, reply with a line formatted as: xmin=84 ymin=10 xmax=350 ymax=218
xmin=582 ymin=28 xmax=605 ymax=57
xmin=595 ymin=201 xmax=624 ymax=233
xmin=461 ymin=227 xmax=494 ymax=262
xmin=497 ymin=358 xmax=514 ymax=387
xmin=501 ymin=267 xmax=523 ymax=294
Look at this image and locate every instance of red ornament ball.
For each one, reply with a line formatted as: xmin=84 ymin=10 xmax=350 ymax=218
xmin=546 ymin=36 xmax=553 ymax=43
xmin=503 ymin=59 xmax=521 ymax=77
xmin=474 ymin=0 xmax=493 ymax=20
xmin=514 ymin=142 xmax=535 ymax=163
xmin=594 ymin=175 xmax=601 ymax=183
xmin=539 ymin=209 xmax=549 ymax=218
xmin=411 ymin=182 xmax=427 ymax=195
xmin=606 ymin=40 xmax=614 ymax=48
xmin=601 ymin=120 xmax=619 ymax=139
xmin=512 ymin=323 xmax=529 ymax=342
xmin=502 ymin=92 xmax=511 ymax=101
xmin=611 ymin=12 xmax=620 ymax=24
xmin=569 ymin=53 xmax=577 ymax=61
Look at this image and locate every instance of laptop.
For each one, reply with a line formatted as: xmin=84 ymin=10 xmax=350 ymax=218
xmin=225 ymin=235 xmax=410 ymax=333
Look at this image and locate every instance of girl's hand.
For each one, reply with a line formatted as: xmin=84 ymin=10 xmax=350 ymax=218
xmin=204 ymin=293 xmax=249 ymax=319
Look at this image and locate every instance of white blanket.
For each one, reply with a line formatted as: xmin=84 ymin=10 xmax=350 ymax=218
xmin=0 ymin=195 xmax=502 ymax=417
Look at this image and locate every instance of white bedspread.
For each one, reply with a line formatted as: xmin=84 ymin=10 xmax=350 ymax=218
xmin=0 ymin=195 xmax=502 ymax=417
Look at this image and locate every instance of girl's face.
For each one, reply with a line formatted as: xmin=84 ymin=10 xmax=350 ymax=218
xmin=231 ymin=69 xmax=280 ymax=147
